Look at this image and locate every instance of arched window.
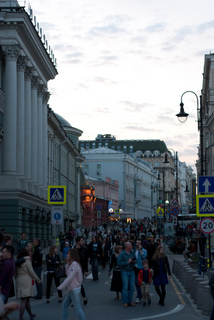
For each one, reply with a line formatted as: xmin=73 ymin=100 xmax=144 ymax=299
xmin=153 ymin=150 xmax=160 ymax=157
xmin=154 ymin=161 xmax=160 ymax=167
xmin=144 ymin=150 xmax=151 ymax=157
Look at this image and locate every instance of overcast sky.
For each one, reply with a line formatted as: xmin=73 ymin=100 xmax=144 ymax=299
xmin=25 ymin=0 xmax=214 ymax=169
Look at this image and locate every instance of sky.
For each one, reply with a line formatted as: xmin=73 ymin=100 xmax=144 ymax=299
xmin=21 ymin=0 xmax=214 ymax=169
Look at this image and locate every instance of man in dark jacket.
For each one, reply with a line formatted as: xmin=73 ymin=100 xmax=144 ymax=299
xmin=88 ymin=236 xmax=102 ymax=281
xmin=0 ymin=245 xmax=15 ymax=303
xmin=32 ymin=238 xmax=43 ymax=299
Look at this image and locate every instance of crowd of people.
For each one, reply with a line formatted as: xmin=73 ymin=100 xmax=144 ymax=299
xmin=1 ymin=218 xmax=208 ymax=320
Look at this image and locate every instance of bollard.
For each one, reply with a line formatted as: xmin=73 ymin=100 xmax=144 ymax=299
xmin=173 ymin=259 xmax=180 ymax=277
xmin=194 ymin=277 xmax=208 ymax=304
xmin=191 ymin=274 xmax=203 ymax=300
xmin=197 ymin=280 xmax=209 ymax=310
xmin=186 ymin=269 xmax=196 ymax=293
xmin=202 ymin=285 xmax=214 ymax=316
xmin=178 ymin=262 xmax=187 ymax=281
xmin=181 ymin=266 xmax=191 ymax=287
xmin=182 ymin=267 xmax=192 ymax=288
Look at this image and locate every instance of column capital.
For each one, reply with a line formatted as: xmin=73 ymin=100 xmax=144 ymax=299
xmin=17 ymin=56 xmax=27 ymax=72
xmin=31 ymin=76 xmax=39 ymax=89
xmin=43 ymin=91 xmax=50 ymax=103
xmin=25 ymin=66 xmax=34 ymax=81
xmin=38 ymin=84 xmax=45 ymax=97
xmin=2 ymin=45 xmax=21 ymax=60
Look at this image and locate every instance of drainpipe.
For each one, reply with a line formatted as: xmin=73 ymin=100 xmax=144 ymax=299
xmin=66 ymin=146 xmax=75 ymax=231
xmin=52 ymin=127 xmax=63 ymax=185
xmin=59 ymin=137 xmax=68 ymax=185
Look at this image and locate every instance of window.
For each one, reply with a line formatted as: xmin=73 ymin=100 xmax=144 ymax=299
xmin=144 ymin=150 xmax=151 ymax=157
xmin=92 ymin=143 xmax=96 ymax=149
xmin=86 ymin=142 xmax=90 ymax=149
xmin=85 ymin=164 xmax=89 ymax=175
xmin=154 ymin=161 xmax=160 ymax=167
xmin=130 ymin=145 xmax=133 ymax=153
xmin=98 ymin=143 xmax=102 ymax=148
xmin=117 ymin=146 xmax=121 ymax=151
xmin=80 ymin=143 xmax=84 ymax=150
xmin=105 ymin=142 xmax=108 ymax=148
xmin=153 ymin=150 xmax=160 ymax=157
xmin=111 ymin=146 xmax=115 ymax=150
xmin=97 ymin=164 xmax=101 ymax=175
xmin=123 ymin=145 xmax=127 ymax=153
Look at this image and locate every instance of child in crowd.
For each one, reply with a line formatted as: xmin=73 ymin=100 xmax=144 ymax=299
xmin=62 ymin=242 xmax=70 ymax=263
xmin=138 ymin=259 xmax=152 ymax=307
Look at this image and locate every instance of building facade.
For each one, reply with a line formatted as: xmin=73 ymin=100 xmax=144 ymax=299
xmin=81 ymin=147 xmax=159 ymax=220
xmin=0 ymin=1 xmax=83 ymax=243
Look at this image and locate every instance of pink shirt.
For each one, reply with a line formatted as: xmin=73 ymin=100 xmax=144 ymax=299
xmin=57 ymin=261 xmax=82 ymax=291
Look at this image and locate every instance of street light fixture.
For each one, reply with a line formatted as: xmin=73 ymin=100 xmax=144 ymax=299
xmin=176 ymin=91 xmax=203 ymax=176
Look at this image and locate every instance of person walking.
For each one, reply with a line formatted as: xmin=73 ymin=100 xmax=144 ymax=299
xmin=46 ymin=245 xmax=63 ymax=303
xmin=57 ymin=249 xmax=85 ymax=320
xmin=108 ymin=245 xmax=123 ymax=300
xmin=18 ymin=233 xmax=28 ymax=251
xmin=151 ymin=245 xmax=171 ymax=306
xmin=133 ymin=239 xmax=147 ymax=304
xmin=117 ymin=241 xmax=136 ymax=307
xmin=15 ymin=248 xmax=41 ymax=320
xmin=138 ymin=259 xmax=152 ymax=307
xmin=0 ymin=245 xmax=15 ymax=303
xmin=32 ymin=239 xmax=43 ymax=299
xmin=88 ymin=236 xmax=102 ymax=281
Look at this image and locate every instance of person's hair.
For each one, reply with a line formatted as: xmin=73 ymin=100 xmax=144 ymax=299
xmin=17 ymin=248 xmax=30 ymax=259
xmin=92 ymin=235 xmax=97 ymax=242
xmin=75 ymin=236 xmax=81 ymax=243
xmin=34 ymin=238 xmax=41 ymax=246
xmin=2 ymin=234 xmax=12 ymax=244
xmin=136 ymin=238 xmax=142 ymax=243
xmin=26 ymin=242 xmax=33 ymax=251
xmin=115 ymin=245 xmax=122 ymax=254
xmin=68 ymin=248 xmax=81 ymax=266
xmin=2 ymin=245 xmax=14 ymax=257
xmin=130 ymin=235 xmax=135 ymax=241
xmin=143 ymin=259 xmax=149 ymax=265
xmin=49 ymin=245 xmax=56 ymax=258
xmin=152 ymin=245 xmax=164 ymax=261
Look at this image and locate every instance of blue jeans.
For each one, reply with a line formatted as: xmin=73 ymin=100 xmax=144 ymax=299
xmin=121 ymin=270 xmax=135 ymax=304
xmin=1 ymin=294 xmax=7 ymax=304
xmin=211 ymin=293 xmax=214 ymax=320
xmin=91 ymin=257 xmax=99 ymax=280
xmin=135 ymin=271 xmax=142 ymax=299
xmin=62 ymin=288 xmax=85 ymax=320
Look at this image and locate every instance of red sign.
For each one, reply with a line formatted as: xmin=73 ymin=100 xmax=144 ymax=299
xmin=200 ymin=218 xmax=214 ymax=234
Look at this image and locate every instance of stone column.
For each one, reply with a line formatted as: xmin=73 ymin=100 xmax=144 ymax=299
xmin=37 ymin=85 xmax=43 ymax=186
xmin=31 ymin=76 xmax=38 ymax=184
xmin=43 ymin=91 xmax=50 ymax=190
xmin=2 ymin=45 xmax=19 ymax=174
xmin=24 ymin=67 xmax=33 ymax=180
xmin=17 ymin=56 xmax=26 ymax=176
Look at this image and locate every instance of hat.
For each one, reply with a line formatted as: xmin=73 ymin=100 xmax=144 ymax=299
xmin=150 ymin=235 xmax=154 ymax=238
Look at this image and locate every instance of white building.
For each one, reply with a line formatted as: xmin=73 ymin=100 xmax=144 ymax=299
xmin=81 ymin=147 xmax=159 ymax=220
xmin=0 ymin=0 xmax=83 ymax=242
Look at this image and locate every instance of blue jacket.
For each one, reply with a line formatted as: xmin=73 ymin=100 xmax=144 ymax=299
xmin=117 ymin=249 xmax=135 ymax=272
xmin=133 ymin=248 xmax=147 ymax=270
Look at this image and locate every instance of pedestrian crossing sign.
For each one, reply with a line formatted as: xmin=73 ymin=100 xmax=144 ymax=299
xmin=196 ymin=195 xmax=214 ymax=217
xmin=48 ymin=186 xmax=66 ymax=204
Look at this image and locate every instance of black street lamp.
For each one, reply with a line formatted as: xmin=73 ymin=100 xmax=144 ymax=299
xmin=176 ymin=91 xmax=203 ymax=176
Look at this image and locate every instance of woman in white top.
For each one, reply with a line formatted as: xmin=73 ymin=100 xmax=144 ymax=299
xmin=57 ymin=249 xmax=85 ymax=320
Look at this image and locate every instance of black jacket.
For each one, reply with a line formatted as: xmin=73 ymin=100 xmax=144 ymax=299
xmin=32 ymin=245 xmax=43 ymax=268
xmin=73 ymin=245 xmax=89 ymax=272
xmin=88 ymin=241 xmax=102 ymax=259
xmin=151 ymin=256 xmax=171 ymax=278
xmin=209 ymin=273 xmax=214 ymax=294
xmin=46 ymin=254 xmax=61 ymax=272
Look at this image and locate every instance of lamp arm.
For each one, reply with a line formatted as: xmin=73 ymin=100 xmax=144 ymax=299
xmin=181 ymin=90 xmax=199 ymax=116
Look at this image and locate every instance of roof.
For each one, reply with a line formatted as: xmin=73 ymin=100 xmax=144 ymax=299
xmin=81 ymin=147 xmax=122 ymax=154
xmin=55 ymin=113 xmax=72 ymax=128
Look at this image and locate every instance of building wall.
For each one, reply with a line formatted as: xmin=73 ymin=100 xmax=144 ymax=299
xmin=82 ymin=149 xmax=158 ymax=219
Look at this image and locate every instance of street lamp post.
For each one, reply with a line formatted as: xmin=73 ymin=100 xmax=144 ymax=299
xmin=176 ymin=91 xmax=203 ymax=176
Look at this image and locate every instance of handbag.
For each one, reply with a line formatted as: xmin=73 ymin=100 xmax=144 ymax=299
xmin=54 ymin=265 xmax=66 ymax=279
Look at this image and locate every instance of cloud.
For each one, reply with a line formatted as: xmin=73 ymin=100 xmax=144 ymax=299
xmin=196 ymin=20 xmax=214 ymax=32
xmin=94 ymin=77 xmax=118 ymax=85
xmin=124 ymin=125 xmax=160 ymax=132
xmin=89 ymin=24 xmax=125 ymax=37
xmin=144 ymin=22 xmax=166 ymax=33
xmin=122 ymin=101 xmax=153 ymax=112
xmin=94 ymin=107 xmax=110 ymax=113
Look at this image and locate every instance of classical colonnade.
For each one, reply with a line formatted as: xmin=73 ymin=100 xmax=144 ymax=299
xmin=2 ymin=45 xmax=50 ymax=197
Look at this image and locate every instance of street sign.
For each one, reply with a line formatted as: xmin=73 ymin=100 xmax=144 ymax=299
xmin=170 ymin=207 xmax=179 ymax=216
xmin=198 ymin=176 xmax=214 ymax=194
xmin=51 ymin=206 xmax=63 ymax=225
xmin=48 ymin=186 xmax=66 ymax=204
xmin=97 ymin=211 xmax=101 ymax=218
xmin=200 ymin=218 xmax=214 ymax=234
xmin=181 ymin=206 xmax=189 ymax=215
xmin=96 ymin=204 xmax=102 ymax=210
xmin=115 ymin=209 xmax=120 ymax=214
xmin=196 ymin=195 xmax=214 ymax=217
xmin=170 ymin=198 xmax=179 ymax=207
xmin=172 ymin=216 xmax=177 ymax=226
xmin=156 ymin=207 xmax=164 ymax=215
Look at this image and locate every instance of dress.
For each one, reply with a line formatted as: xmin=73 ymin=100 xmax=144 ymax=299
xmin=153 ymin=260 xmax=168 ymax=286
xmin=109 ymin=253 xmax=122 ymax=292
xmin=15 ymin=260 xmax=40 ymax=298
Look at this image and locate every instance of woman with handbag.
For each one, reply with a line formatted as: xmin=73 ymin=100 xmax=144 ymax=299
xmin=46 ymin=245 xmax=63 ymax=303
xmin=15 ymin=248 xmax=41 ymax=320
xmin=57 ymin=248 xmax=85 ymax=320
